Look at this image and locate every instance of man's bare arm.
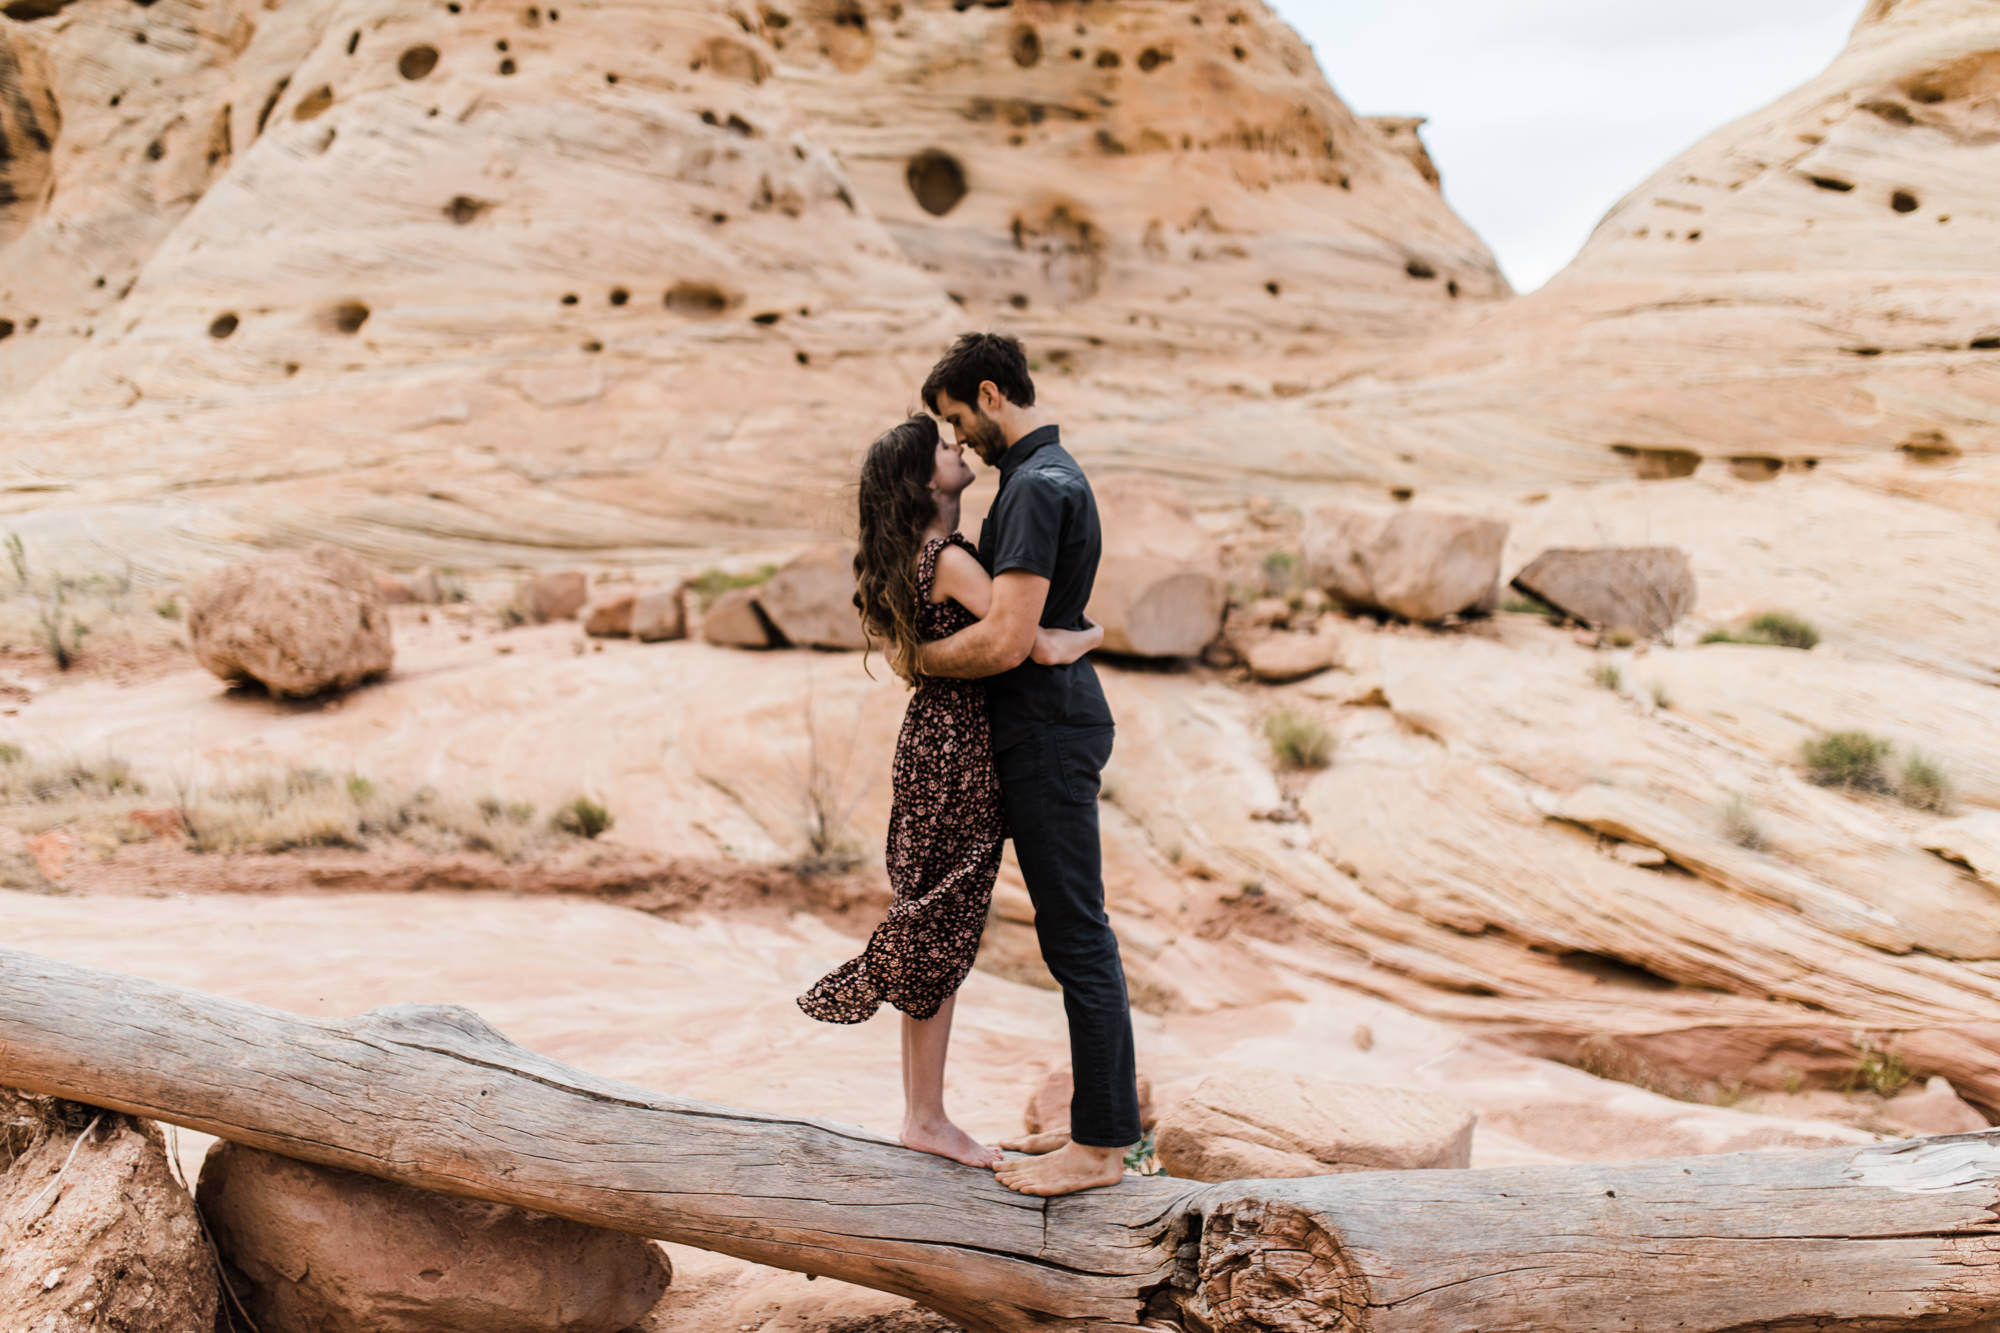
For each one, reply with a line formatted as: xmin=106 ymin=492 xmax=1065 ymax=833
xmin=917 ymin=571 xmax=1050 ymax=679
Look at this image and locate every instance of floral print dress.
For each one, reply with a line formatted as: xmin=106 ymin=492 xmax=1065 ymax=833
xmin=798 ymin=534 xmax=1006 ymax=1023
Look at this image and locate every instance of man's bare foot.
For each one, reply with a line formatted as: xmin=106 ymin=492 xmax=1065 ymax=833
xmin=999 ymin=1130 xmax=1070 ymax=1155
xmin=901 ymin=1116 xmax=1002 ymax=1169
xmin=995 ymin=1138 xmax=1127 ymax=1197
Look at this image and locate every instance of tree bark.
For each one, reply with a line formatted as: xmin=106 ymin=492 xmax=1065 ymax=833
xmin=6 ymin=947 xmax=2000 ymax=1332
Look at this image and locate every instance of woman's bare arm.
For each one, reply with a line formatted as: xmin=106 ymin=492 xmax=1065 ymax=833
xmin=1030 ymin=618 xmax=1103 ymax=666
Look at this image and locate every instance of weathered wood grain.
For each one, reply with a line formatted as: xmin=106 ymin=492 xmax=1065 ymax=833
xmin=6 ymin=947 xmax=2000 ymax=1332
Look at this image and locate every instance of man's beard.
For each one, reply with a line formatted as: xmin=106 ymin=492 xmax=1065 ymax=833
xmin=966 ymin=411 xmax=1008 ymax=465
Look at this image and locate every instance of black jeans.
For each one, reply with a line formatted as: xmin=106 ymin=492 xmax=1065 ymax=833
xmin=994 ymin=723 xmax=1141 ymax=1148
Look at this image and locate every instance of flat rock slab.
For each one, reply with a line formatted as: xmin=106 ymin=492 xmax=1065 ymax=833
xmin=197 ymin=1140 xmax=670 ymax=1333
xmin=1512 ymin=546 xmax=1696 ymax=638
xmin=1154 ymin=1071 xmax=1475 ymax=1182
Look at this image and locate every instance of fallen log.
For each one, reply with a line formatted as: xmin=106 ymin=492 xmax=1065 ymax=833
xmin=5 ymin=947 xmax=2000 ymax=1332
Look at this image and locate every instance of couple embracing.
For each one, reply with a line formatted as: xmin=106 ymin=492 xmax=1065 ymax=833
xmin=796 ymin=332 xmax=1141 ymax=1198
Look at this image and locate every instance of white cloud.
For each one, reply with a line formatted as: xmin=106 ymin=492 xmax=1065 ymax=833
xmin=1272 ymin=0 xmax=1868 ymax=289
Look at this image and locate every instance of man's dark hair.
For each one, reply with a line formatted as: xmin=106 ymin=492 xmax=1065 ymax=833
xmin=922 ymin=332 xmax=1036 ymax=414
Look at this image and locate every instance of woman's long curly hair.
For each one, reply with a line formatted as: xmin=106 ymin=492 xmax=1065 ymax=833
xmin=854 ymin=415 xmax=943 ymax=684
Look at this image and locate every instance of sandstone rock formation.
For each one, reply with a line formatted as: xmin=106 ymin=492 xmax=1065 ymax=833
xmin=1511 ymin=547 xmax=1697 ymax=638
xmin=1240 ymin=621 xmax=1341 ymax=683
xmin=632 ymin=586 xmax=688 ymax=642
xmin=758 ymin=547 xmax=863 ymax=650
xmin=702 ymin=586 xmax=779 ymax=648
xmin=584 ymin=585 xmax=638 ymax=637
xmin=187 ymin=545 xmax=393 ymax=696
xmin=1152 ymin=1072 xmax=1475 ymax=1182
xmin=1877 ymin=1075 xmax=1989 ymax=1137
xmin=1088 ymin=475 xmax=1225 ymax=657
xmin=198 ymin=1139 xmax=670 ymax=1333
xmin=1 ymin=1090 xmax=217 ymax=1333
xmin=1303 ymin=504 xmax=1506 ymax=622
xmin=518 ymin=571 xmax=589 ymax=624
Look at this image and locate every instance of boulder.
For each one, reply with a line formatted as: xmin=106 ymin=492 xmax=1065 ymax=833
xmin=1303 ymin=505 xmax=1507 ymax=623
xmin=1 ymin=1090 xmax=218 ymax=1333
xmin=583 ymin=586 xmax=638 ymax=638
xmin=1023 ymin=1066 xmax=1157 ymax=1137
xmin=1153 ymin=1072 xmax=1475 ymax=1182
xmin=1088 ymin=476 xmax=1227 ymax=658
xmin=516 ymin=571 xmax=588 ymax=623
xmin=375 ymin=571 xmax=417 ymax=604
xmin=1879 ymin=1077 xmax=1990 ymax=1138
xmin=187 ymin=545 xmax=394 ymax=697
xmin=1510 ymin=547 xmax=1697 ymax=638
xmin=408 ymin=567 xmax=447 ymax=605
xmin=758 ymin=548 xmax=865 ymax=650
xmin=631 ymin=586 xmax=688 ymax=643
xmin=196 ymin=1140 xmax=670 ymax=1333
xmin=1241 ymin=623 xmax=1342 ymax=684
xmin=701 ymin=587 xmax=780 ymax=649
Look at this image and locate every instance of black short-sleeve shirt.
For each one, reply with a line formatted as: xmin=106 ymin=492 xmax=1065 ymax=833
xmin=976 ymin=425 xmax=1114 ymax=750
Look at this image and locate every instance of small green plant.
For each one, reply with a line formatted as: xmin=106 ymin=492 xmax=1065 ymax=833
xmin=1590 ymin=663 xmax=1623 ymax=692
xmin=344 ymin=774 xmax=376 ymax=803
xmin=478 ymin=795 xmax=537 ymax=825
xmin=1702 ymin=611 xmax=1819 ymax=650
xmin=36 ymin=584 xmax=89 ymax=671
xmin=1264 ymin=711 xmax=1332 ymax=770
xmin=1720 ymin=796 xmax=1768 ymax=852
xmin=1801 ymin=730 xmax=1893 ymax=793
xmin=153 ymin=595 xmax=181 ymax=621
xmin=6 ymin=532 xmax=26 ymax=588
xmin=1846 ymin=1041 xmax=1912 ymax=1098
xmin=1122 ymin=1130 xmax=1165 ymax=1176
xmin=1499 ymin=592 xmax=1560 ymax=621
xmin=553 ymin=794 xmax=614 ymax=839
xmin=1602 ymin=627 xmax=1637 ymax=649
xmin=1259 ymin=549 xmax=1303 ymax=598
xmin=688 ymin=563 xmax=778 ymax=609
xmin=1897 ymin=752 xmax=1953 ymax=813
xmin=0 ymin=743 xmax=21 ymax=764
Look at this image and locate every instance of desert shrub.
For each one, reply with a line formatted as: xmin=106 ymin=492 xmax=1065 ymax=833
xmin=1720 ymin=796 xmax=1767 ymax=851
xmin=1499 ymin=591 xmax=1560 ymax=620
xmin=1649 ymin=681 xmax=1673 ymax=709
xmin=1702 ymin=611 xmax=1819 ymax=650
xmin=1897 ymin=752 xmax=1953 ymax=813
xmin=552 ymin=794 xmax=614 ymax=839
xmin=688 ymin=563 xmax=778 ymax=609
xmin=1590 ymin=663 xmax=1623 ymax=691
xmin=1801 ymin=730 xmax=1893 ymax=793
xmin=1264 ymin=711 xmax=1332 ymax=770
xmin=1259 ymin=549 xmax=1304 ymax=599
xmin=1846 ymin=1042 xmax=1912 ymax=1098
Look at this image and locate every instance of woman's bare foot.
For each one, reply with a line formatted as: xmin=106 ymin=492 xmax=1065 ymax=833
xmin=999 ymin=1130 xmax=1070 ymax=1155
xmin=902 ymin=1116 xmax=1002 ymax=1169
xmin=995 ymin=1138 xmax=1127 ymax=1197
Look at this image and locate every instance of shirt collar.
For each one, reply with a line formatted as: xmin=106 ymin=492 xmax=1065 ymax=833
xmin=998 ymin=424 xmax=1060 ymax=478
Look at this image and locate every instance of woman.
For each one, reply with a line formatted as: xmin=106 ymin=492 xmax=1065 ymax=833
xmin=797 ymin=414 xmax=1102 ymax=1170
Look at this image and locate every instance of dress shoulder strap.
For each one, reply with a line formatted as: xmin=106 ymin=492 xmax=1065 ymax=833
xmin=915 ymin=533 xmax=976 ymax=606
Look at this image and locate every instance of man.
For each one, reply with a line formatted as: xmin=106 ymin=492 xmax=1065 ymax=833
xmin=916 ymin=332 xmax=1140 ymax=1198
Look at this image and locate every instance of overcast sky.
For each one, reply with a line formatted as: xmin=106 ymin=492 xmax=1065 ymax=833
xmin=1271 ymin=1 xmax=1870 ymax=290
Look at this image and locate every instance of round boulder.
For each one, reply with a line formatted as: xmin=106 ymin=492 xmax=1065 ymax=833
xmin=1303 ymin=504 xmax=1507 ymax=623
xmin=1153 ymin=1071 xmax=1474 ymax=1182
xmin=1088 ymin=476 xmax=1226 ymax=658
xmin=196 ymin=1140 xmax=671 ymax=1333
xmin=758 ymin=547 xmax=865 ymax=650
xmin=187 ymin=545 xmax=393 ymax=697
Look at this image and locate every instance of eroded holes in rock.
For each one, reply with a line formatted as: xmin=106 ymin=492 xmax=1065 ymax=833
xmin=399 ymin=45 xmax=440 ymax=80
xmin=1611 ymin=444 xmax=1702 ymax=480
xmin=1844 ymin=346 xmax=1885 ymax=357
xmin=346 ymin=30 xmax=360 ymax=54
xmin=1556 ymin=951 xmax=1680 ymax=993
xmin=664 ymin=281 xmax=733 ymax=317
xmin=752 ymin=310 xmax=781 ymax=325
xmin=1009 ymin=293 xmax=1029 ymax=309
xmin=447 ymin=1 xmax=461 ymax=10
xmin=582 ymin=339 xmax=602 ymax=353
xmin=609 ymin=287 xmax=629 ymax=306
xmin=1899 ymin=430 xmax=1960 ymax=463
xmin=94 ymin=276 xmax=106 ymax=288
xmin=549 ymin=7 xmax=559 ymax=18
xmin=1687 ymin=230 xmax=1701 ymax=241
xmin=905 ymin=148 xmax=967 ymax=216
xmin=206 ymin=104 xmax=233 ymax=167
xmin=1232 ymin=44 xmax=1247 ymax=60
xmin=315 ymin=127 xmax=337 ymax=154
xmin=1264 ymin=281 xmax=1279 ymax=297
xmin=691 ymin=36 xmax=772 ymax=84
xmin=524 ymin=5 xmax=541 ymax=24
xmin=1727 ymin=456 xmax=1782 ymax=482
xmin=145 ymin=138 xmax=165 ymax=161
xmin=133 ymin=30 xmax=148 ymax=42
xmin=1389 ymin=486 xmax=1415 ymax=502
xmin=496 ymin=38 xmax=510 ymax=50
xmin=1446 ymin=279 xmax=1461 ymax=298
xmin=0 ymin=0 xmax=77 ymax=17
xmin=0 ymin=320 xmax=14 ymax=340
xmin=795 ymin=349 xmax=810 ymax=364
xmin=1891 ymin=189 xmax=1920 ymax=213
xmin=1094 ymin=129 xmax=1126 ymax=154
xmin=763 ymin=5 xmax=791 ymax=26
xmin=1405 ymin=259 xmax=1436 ymax=280
xmin=208 ymin=312 xmax=238 ymax=339
xmin=329 ymin=301 xmax=370 ymax=334
xmin=710 ymin=210 xmax=727 ymax=224
xmin=499 ymin=57 xmax=517 ymax=74
xmin=604 ymin=72 xmax=619 ymax=83
xmin=1069 ymin=47 xmax=1083 ymax=59
xmin=1808 ymin=174 xmax=1854 ymax=193
xmin=255 ymin=77 xmax=290 ymax=136
xmin=1011 ymin=24 xmax=1040 ymax=67
xmin=1095 ymin=49 xmax=1120 ymax=68
xmin=1970 ymin=332 xmax=2000 ymax=350
xmin=293 ymin=85 xmax=334 ymax=120
xmin=1137 ymin=46 xmax=1169 ymax=71
xmin=444 ymin=195 xmax=492 ymax=224
xmin=1862 ymin=99 xmax=1915 ymax=125
xmin=110 ymin=93 xmax=122 ymax=106
xmin=560 ymin=292 xmax=579 ymax=305
xmin=283 ymin=360 xmax=301 ymax=375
